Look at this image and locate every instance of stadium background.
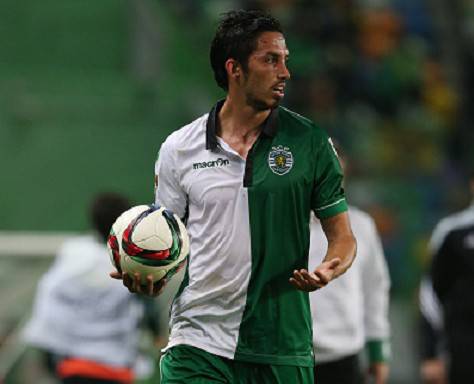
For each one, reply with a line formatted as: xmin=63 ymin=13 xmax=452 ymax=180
xmin=0 ymin=0 xmax=473 ymax=382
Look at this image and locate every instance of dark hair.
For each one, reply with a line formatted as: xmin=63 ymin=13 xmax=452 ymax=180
xmin=89 ymin=192 xmax=131 ymax=242
xmin=210 ymin=9 xmax=283 ymax=90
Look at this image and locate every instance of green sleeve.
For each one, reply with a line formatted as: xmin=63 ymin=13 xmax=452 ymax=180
xmin=366 ymin=339 xmax=391 ymax=363
xmin=312 ymin=134 xmax=347 ymax=219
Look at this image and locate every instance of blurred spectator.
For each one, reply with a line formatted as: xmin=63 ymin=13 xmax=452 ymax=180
xmin=430 ymin=170 xmax=474 ymax=383
xmin=309 ymin=143 xmax=391 ymax=384
xmin=22 ymin=193 xmax=157 ymax=384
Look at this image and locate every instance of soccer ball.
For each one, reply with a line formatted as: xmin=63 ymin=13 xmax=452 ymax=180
xmin=107 ymin=204 xmax=189 ymax=285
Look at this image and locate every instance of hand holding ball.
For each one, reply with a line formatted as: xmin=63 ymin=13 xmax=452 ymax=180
xmin=107 ymin=204 xmax=189 ymax=291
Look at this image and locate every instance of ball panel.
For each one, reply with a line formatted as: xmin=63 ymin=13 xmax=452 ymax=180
xmin=107 ymin=230 xmax=122 ymax=273
xmin=122 ymin=206 xmax=183 ymax=264
xmin=107 ymin=205 xmax=150 ymax=273
xmin=132 ymin=209 xmax=173 ymax=250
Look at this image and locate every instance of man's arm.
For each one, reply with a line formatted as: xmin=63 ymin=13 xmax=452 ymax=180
xmin=290 ymin=211 xmax=356 ymax=291
xmin=361 ymin=215 xmax=391 ymax=383
xmin=319 ymin=211 xmax=357 ymax=278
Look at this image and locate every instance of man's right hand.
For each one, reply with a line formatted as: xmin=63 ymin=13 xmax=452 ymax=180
xmin=110 ymin=271 xmax=167 ymax=297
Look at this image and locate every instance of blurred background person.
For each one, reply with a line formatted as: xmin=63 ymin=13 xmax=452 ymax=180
xmin=309 ymin=142 xmax=391 ymax=384
xmin=430 ymin=169 xmax=474 ymax=383
xmin=22 ymin=193 xmax=156 ymax=384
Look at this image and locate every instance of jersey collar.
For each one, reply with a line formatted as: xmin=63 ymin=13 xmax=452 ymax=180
xmin=205 ymin=99 xmax=279 ymax=151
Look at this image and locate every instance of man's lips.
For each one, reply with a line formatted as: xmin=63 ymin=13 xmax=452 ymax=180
xmin=272 ymin=83 xmax=286 ymax=96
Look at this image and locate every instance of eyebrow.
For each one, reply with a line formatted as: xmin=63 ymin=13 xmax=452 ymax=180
xmin=261 ymin=49 xmax=290 ymax=56
xmin=266 ymin=51 xmax=290 ymax=58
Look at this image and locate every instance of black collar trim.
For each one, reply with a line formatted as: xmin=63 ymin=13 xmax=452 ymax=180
xmin=205 ymin=100 xmax=279 ymax=150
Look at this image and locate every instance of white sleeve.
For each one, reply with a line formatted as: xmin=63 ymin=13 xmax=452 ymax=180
xmin=154 ymin=139 xmax=187 ymax=219
xmin=419 ymin=276 xmax=443 ymax=331
xmin=361 ymin=217 xmax=391 ymax=341
xmin=428 ymin=219 xmax=450 ymax=254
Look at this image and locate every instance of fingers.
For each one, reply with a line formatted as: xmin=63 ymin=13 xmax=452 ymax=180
xmin=300 ymin=269 xmax=322 ymax=286
xmin=313 ymin=269 xmax=330 ymax=285
xmin=290 ymin=258 xmax=342 ymax=292
xmin=289 ymin=269 xmax=323 ymax=292
xmin=153 ymin=278 xmax=167 ymax=296
xmin=109 ymin=271 xmax=122 ymax=279
xmin=132 ymin=273 xmax=143 ymax=294
xmin=146 ymin=275 xmax=155 ymax=296
xmin=121 ymin=272 xmax=142 ymax=294
xmin=122 ymin=272 xmax=134 ymax=291
xmin=146 ymin=274 xmax=167 ymax=296
xmin=120 ymin=272 xmax=167 ymax=297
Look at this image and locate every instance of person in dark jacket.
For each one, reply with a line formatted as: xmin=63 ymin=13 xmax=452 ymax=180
xmin=431 ymin=170 xmax=474 ymax=383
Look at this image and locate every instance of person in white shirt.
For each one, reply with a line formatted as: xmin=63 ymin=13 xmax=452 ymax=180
xmin=23 ymin=193 xmax=150 ymax=384
xmin=309 ymin=144 xmax=391 ymax=384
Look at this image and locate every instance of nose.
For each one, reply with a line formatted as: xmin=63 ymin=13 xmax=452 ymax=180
xmin=278 ymin=61 xmax=291 ymax=80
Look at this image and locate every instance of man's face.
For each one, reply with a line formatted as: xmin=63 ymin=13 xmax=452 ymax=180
xmin=240 ymin=31 xmax=290 ymax=110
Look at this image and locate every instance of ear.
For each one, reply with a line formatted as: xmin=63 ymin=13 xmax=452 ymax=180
xmin=225 ymin=58 xmax=241 ymax=84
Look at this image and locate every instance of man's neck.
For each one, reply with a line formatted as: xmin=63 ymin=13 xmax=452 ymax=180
xmin=215 ymin=95 xmax=272 ymax=158
xmin=218 ymin=95 xmax=271 ymax=138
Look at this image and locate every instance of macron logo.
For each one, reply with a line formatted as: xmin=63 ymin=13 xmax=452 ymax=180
xmin=193 ymin=158 xmax=230 ymax=170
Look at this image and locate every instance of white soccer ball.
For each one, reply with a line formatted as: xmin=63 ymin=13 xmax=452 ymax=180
xmin=107 ymin=204 xmax=189 ymax=284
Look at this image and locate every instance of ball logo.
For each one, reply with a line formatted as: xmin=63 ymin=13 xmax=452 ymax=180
xmin=268 ymin=145 xmax=293 ymax=175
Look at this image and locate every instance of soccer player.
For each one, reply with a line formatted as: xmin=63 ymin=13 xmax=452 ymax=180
xmin=24 ymin=193 xmax=153 ymax=384
xmin=430 ymin=169 xmax=474 ymax=383
xmin=115 ymin=10 xmax=356 ymax=383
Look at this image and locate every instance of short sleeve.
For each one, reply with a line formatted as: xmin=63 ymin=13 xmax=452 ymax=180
xmin=312 ymin=135 xmax=348 ymax=219
xmin=154 ymin=140 xmax=187 ymax=219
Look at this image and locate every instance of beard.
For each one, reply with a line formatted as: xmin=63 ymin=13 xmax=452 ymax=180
xmin=245 ymin=91 xmax=280 ymax=111
xmin=241 ymin=70 xmax=281 ymax=111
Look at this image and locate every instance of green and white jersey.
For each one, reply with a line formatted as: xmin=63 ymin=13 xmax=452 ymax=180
xmin=155 ymin=100 xmax=347 ymax=367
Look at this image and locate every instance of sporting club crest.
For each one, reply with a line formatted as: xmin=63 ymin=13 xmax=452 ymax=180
xmin=268 ymin=145 xmax=293 ymax=175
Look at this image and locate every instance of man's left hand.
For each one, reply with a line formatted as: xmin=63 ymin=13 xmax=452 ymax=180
xmin=289 ymin=258 xmax=340 ymax=292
